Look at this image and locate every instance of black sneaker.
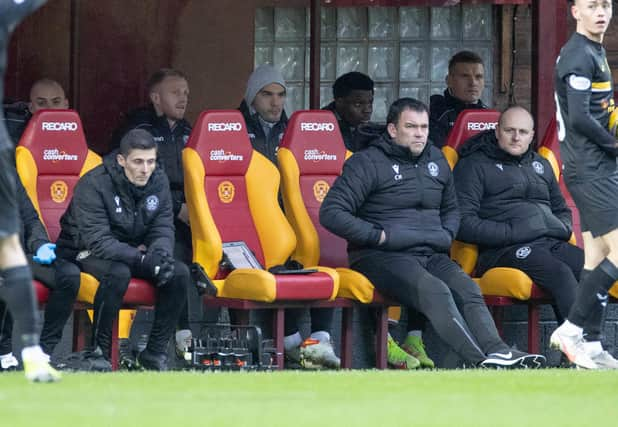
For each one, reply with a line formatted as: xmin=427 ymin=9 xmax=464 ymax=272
xmin=119 ymin=338 xmax=141 ymax=371
xmin=480 ymin=349 xmax=546 ymax=369
xmin=137 ymin=348 xmax=168 ymax=371
xmin=55 ymin=347 xmax=112 ymax=372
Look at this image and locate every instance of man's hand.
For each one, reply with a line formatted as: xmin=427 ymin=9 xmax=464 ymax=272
xmin=140 ymin=248 xmax=175 ymax=287
xmin=33 ymin=243 xmax=56 ymax=265
xmin=177 ymin=203 xmax=190 ymax=225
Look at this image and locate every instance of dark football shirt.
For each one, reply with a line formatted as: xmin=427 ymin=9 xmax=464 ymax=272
xmin=554 ymin=32 xmax=616 ymax=181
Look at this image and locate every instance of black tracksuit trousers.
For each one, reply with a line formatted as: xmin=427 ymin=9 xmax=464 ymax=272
xmin=76 ymin=256 xmax=187 ymax=359
xmin=478 ymin=238 xmax=582 ymax=329
xmin=0 ymin=259 xmax=80 ymax=355
xmin=352 ymin=252 xmax=508 ymax=365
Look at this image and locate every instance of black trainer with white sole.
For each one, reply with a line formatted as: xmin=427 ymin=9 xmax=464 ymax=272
xmin=479 ymin=349 xmax=546 ymax=369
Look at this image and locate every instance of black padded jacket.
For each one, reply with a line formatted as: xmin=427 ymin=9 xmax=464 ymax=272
xmin=239 ymin=99 xmax=287 ymax=165
xmin=110 ymin=105 xmax=191 ymax=217
xmin=429 ymin=89 xmax=488 ymax=149
xmin=320 ymin=132 xmax=459 ymax=264
xmin=57 ymin=153 xmax=174 ymax=264
xmin=453 ymin=130 xmax=572 ymax=271
xmin=16 ymin=177 xmax=50 ymax=255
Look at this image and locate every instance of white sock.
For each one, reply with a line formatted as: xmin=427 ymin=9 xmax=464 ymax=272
xmin=310 ymin=330 xmax=330 ymax=343
xmin=0 ymin=352 xmax=13 ymax=359
xmin=284 ymin=332 xmax=302 ymax=351
xmin=407 ymin=330 xmax=422 ymax=339
xmin=558 ymin=320 xmax=583 ymax=336
xmin=584 ymin=340 xmax=603 ymax=356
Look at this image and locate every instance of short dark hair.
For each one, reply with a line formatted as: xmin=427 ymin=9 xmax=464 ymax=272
xmin=119 ymin=129 xmax=157 ymax=157
xmin=332 ymin=72 xmax=374 ymax=98
xmin=448 ymin=51 xmax=484 ymax=74
xmin=146 ymin=68 xmax=187 ymax=94
xmin=386 ymin=97 xmax=429 ymax=126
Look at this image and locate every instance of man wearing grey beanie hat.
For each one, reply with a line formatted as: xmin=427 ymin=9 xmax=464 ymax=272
xmin=239 ymin=64 xmax=288 ymax=165
xmin=237 ymin=65 xmax=340 ymax=369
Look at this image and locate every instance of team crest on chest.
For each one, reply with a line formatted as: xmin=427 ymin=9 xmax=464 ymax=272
xmin=516 ymin=246 xmax=531 ymax=259
xmin=145 ymin=195 xmax=159 ymax=211
xmin=532 ymin=161 xmax=544 ymax=175
xmin=427 ymin=162 xmax=439 ymax=177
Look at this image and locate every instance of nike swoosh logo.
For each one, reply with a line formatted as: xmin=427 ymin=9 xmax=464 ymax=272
xmin=490 ymin=352 xmax=512 ymax=359
xmin=596 ymin=293 xmax=608 ymax=301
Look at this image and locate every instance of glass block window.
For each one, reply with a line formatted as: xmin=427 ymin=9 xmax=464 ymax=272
xmin=255 ymin=5 xmax=493 ymax=122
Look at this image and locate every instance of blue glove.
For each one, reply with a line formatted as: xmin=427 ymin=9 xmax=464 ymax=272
xmin=33 ymin=243 xmax=56 ymax=265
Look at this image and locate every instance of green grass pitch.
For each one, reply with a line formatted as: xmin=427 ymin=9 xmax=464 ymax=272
xmin=1 ymin=369 xmax=617 ymax=427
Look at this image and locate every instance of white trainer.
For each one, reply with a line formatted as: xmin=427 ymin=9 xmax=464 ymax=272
xmin=590 ymin=350 xmax=618 ymax=369
xmin=0 ymin=352 xmax=19 ymax=371
xmin=175 ymin=329 xmax=193 ymax=360
xmin=549 ymin=326 xmax=597 ymax=370
xmin=22 ymin=346 xmax=60 ymax=383
xmin=300 ymin=339 xmax=341 ymax=369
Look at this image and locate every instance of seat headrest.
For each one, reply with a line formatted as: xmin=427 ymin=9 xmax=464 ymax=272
xmin=280 ymin=110 xmax=346 ymax=175
xmin=539 ymin=118 xmax=558 ymax=150
xmin=185 ymin=110 xmax=252 ymax=176
xmin=18 ymin=109 xmax=88 ymax=175
xmin=446 ymin=109 xmax=500 ymax=151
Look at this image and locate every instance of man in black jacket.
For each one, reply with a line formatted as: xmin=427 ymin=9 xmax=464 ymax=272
xmin=0 ymin=0 xmax=60 ymax=382
xmin=57 ymin=129 xmax=187 ymax=370
xmin=322 ymin=71 xmax=374 ymax=152
xmin=3 ymin=78 xmax=68 ymax=145
xmin=453 ymin=106 xmax=613 ymax=367
xmin=111 ymin=68 xmax=196 ymax=356
xmin=320 ymin=97 xmax=545 ymax=368
xmin=0 ymin=179 xmax=81 ymax=371
xmin=429 ymin=51 xmax=488 ymax=148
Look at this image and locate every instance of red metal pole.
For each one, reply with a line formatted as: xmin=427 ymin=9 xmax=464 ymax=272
xmin=532 ymin=0 xmax=568 ymax=135
xmin=309 ymin=0 xmax=321 ymax=109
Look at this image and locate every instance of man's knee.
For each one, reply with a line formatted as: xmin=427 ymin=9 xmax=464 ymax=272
xmin=167 ymin=260 xmax=190 ymax=295
xmin=100 ymin=262 xmax=132 ymax=295
xmin=415 ymin=272 xmax=454 ymax=310
xmin=444 ymin=273 xmax=485 ymax=307
xmin=54 ymin=261 xmax=82 ymax=295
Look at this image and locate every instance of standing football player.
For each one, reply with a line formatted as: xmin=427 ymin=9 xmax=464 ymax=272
xmin=0 ymin=0 xmax=60 ymax=381
xmin=551 ymin=0 xmax=618 ymax=369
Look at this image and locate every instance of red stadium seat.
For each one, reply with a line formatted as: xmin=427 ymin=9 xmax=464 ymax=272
xmin=537 ymin=118 xmax=582 ymax=245
xmin=184 ymin=110 xmax=344 ymax=368
xmin=442 ymin=109 xmax=500 ymax=169
xmin=16 ymin=110 xmax=155 ymax=369
xmin=278 ymin=110 xmax=396 ymax=368
xmin=16 ymin=109 xmax=101 ymax=242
